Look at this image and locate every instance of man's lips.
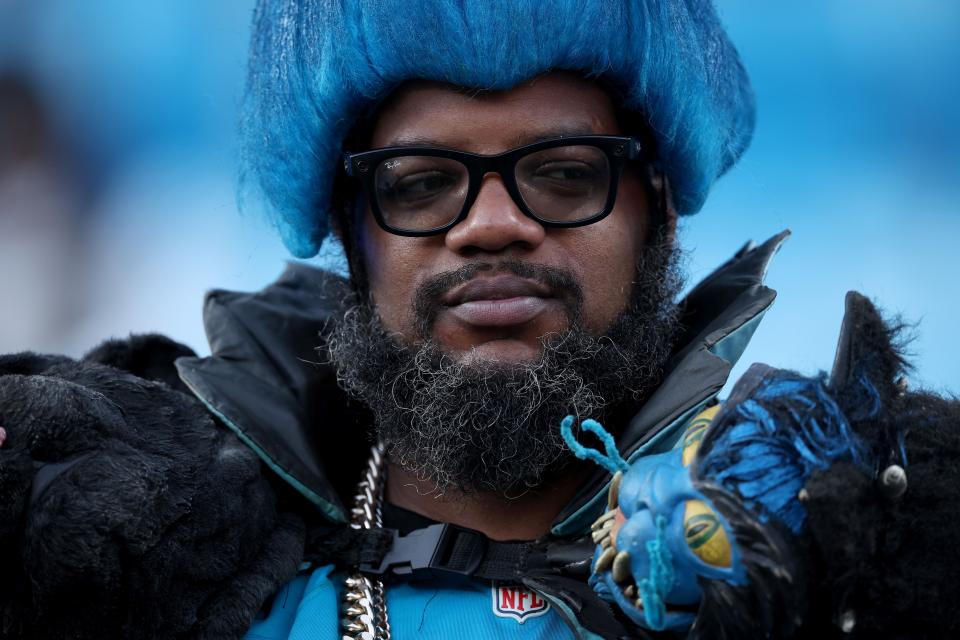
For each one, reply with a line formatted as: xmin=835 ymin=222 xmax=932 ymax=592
xmin=442 ymin=275 xmax=559 ymax=328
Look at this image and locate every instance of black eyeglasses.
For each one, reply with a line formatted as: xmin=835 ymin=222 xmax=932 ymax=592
xmin=343 ymin=135 xmax=644 ymax=237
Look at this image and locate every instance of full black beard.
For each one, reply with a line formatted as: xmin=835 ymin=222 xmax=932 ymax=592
xmin=326 ymin=240 xmax=682 ymax=494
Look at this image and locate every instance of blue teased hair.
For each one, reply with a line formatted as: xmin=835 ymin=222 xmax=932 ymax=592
xmin=694 ymin=368 xmax=877 ymax=535
xmin=240 ymin=0 xmax=755 ymax=258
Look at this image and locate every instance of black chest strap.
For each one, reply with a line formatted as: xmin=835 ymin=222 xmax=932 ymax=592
xmin=362 ymin=523 xmax=536 ymax=581
xmin=310 ymin=523 xmax=639 ymax=639
xmin=311 ymin=522 xmax=592 ymax=582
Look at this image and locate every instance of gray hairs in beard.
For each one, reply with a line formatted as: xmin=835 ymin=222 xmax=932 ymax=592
xmin=325 ymin=240 xmax=683 ymax=495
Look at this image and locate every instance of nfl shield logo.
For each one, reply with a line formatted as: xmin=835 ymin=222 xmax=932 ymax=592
xmin=491 ymin=583 xmax=550 ymax=623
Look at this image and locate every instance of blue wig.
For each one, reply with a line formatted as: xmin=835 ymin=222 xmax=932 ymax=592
xmin=241 ymin=0 xmax=755 ymax=258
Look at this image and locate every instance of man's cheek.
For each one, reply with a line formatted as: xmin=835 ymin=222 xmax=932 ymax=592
xmin=370 ymin=286 xmax=422 ymax=341
xmin=581 ymin=281 xmax=631 ymax=334
xmin=361 ymin=255 xmax=419 ymax=337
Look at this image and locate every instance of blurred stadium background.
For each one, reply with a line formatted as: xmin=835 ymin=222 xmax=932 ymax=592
xmin=1 ymin=1 xmax=957 ymax=394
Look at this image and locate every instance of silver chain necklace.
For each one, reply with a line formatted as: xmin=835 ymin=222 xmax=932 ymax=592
xmin=340 ymin=442 xmax=391 ymax=640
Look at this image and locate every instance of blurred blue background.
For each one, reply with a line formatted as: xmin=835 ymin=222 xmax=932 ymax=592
xmin=1 ymin=1 xmax=956 ymax=394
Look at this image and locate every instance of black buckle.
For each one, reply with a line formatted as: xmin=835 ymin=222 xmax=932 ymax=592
xmin=360 ymin=523 xmax=487 ymax=577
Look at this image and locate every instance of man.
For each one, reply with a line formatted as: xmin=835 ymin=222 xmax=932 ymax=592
xmin=6 ymin=1 xmax=956 ymax=639
xmin=217 ymin=1 xmax=765 ymax=636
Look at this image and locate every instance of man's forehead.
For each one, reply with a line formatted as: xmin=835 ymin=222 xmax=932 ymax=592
xmin=368 ymin=72 xmax=621 ymax=152
xmin=382 ymin=123 xmax=606 ymax=149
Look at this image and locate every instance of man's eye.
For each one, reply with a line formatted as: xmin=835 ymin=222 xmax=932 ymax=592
xmin=531 ymin=161 xmax=598 ymax=182
xmin=388 ymin=172 xmax=457 ymax=201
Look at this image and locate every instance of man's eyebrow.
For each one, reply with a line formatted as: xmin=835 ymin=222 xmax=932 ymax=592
xmin=383 ymin=135 xmax=455 ymax=148
xmin=383 ymin=123 xmax=605 ymax=150
xmin=514 ymin=124 xmax=604 ymax=145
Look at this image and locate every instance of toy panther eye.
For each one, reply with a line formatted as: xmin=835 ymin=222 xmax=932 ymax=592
xmin=681 ymin=424 xmax=708 ymax=466
xmin=681 ymin=404 xmax=720 ymax=467
xmin=683 ymin=500 xmax=732 ymax=568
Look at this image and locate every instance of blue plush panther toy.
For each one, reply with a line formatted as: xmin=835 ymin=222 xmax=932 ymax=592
xmin=564 ymin=292 xmax=960 ymax=639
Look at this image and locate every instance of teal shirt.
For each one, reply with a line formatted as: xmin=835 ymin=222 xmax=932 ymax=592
xmin=245 ymin=564 xmax=576 ymax=639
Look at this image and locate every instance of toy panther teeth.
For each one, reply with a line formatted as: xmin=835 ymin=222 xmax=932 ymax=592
xmin=580 ymin=417 xmax=735 ymax=633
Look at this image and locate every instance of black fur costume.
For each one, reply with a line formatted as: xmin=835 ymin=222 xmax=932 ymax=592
xmin=796 ymin=295 xmax=960 ymax=639
xmin=0 ymin=337 xmax=304 ymax=639
xmin=688 ymin=293 xmax=960 ymax=640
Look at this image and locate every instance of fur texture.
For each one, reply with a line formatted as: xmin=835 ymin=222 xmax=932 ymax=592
xmin=0 ymin=343 xmax=304 ymax=639
xmin=240 ymin=0 xmax=755 ymax=257
xmin=689 ymin=293 xmax=960 ymax=639
xmin=82 ymin=333 xmax=197 ymax=393
xmin=798 ymin=297 xmax=960 ymax=639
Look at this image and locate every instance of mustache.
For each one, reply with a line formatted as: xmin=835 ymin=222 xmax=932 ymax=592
xmin=412 ymin=260 xmax=585 ymax=339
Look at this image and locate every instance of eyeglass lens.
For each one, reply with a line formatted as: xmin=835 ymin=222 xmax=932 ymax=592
xmin=373 ymin=145 xmax=612 ymax=232
xmin=515 ymin=145 xmax=611 ymax=223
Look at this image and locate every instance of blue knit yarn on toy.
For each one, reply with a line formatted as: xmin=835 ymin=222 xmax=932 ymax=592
xmin=694 ymin=367 xmax=876 ymax=534
xmin=240 ymin=0 xmax=755 ymax=257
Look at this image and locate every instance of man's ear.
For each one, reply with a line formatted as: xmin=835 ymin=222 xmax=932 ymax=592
xmin=647 ymin=170 xmax=678 ymax=244
xmin=330 ymin=196 xmax=372 ymax=294
xmin=329 ymin=207 xmax=346 ymax=245
xmin=328 ymin=174 xmax=353 ymax=245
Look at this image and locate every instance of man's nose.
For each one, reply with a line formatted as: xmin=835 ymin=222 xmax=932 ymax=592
xmin=443 ymin=174 xmax=546 ymax=254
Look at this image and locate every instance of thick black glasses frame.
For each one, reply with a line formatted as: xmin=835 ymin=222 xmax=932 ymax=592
xmin=343 ymin=135 xmax=644 ymax=237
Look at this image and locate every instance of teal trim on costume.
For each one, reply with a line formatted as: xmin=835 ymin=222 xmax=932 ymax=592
xmin=178 ymin=375 xmax=347 ymax=524
xmin=710 ymin=304 xmax=770 ymax=366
